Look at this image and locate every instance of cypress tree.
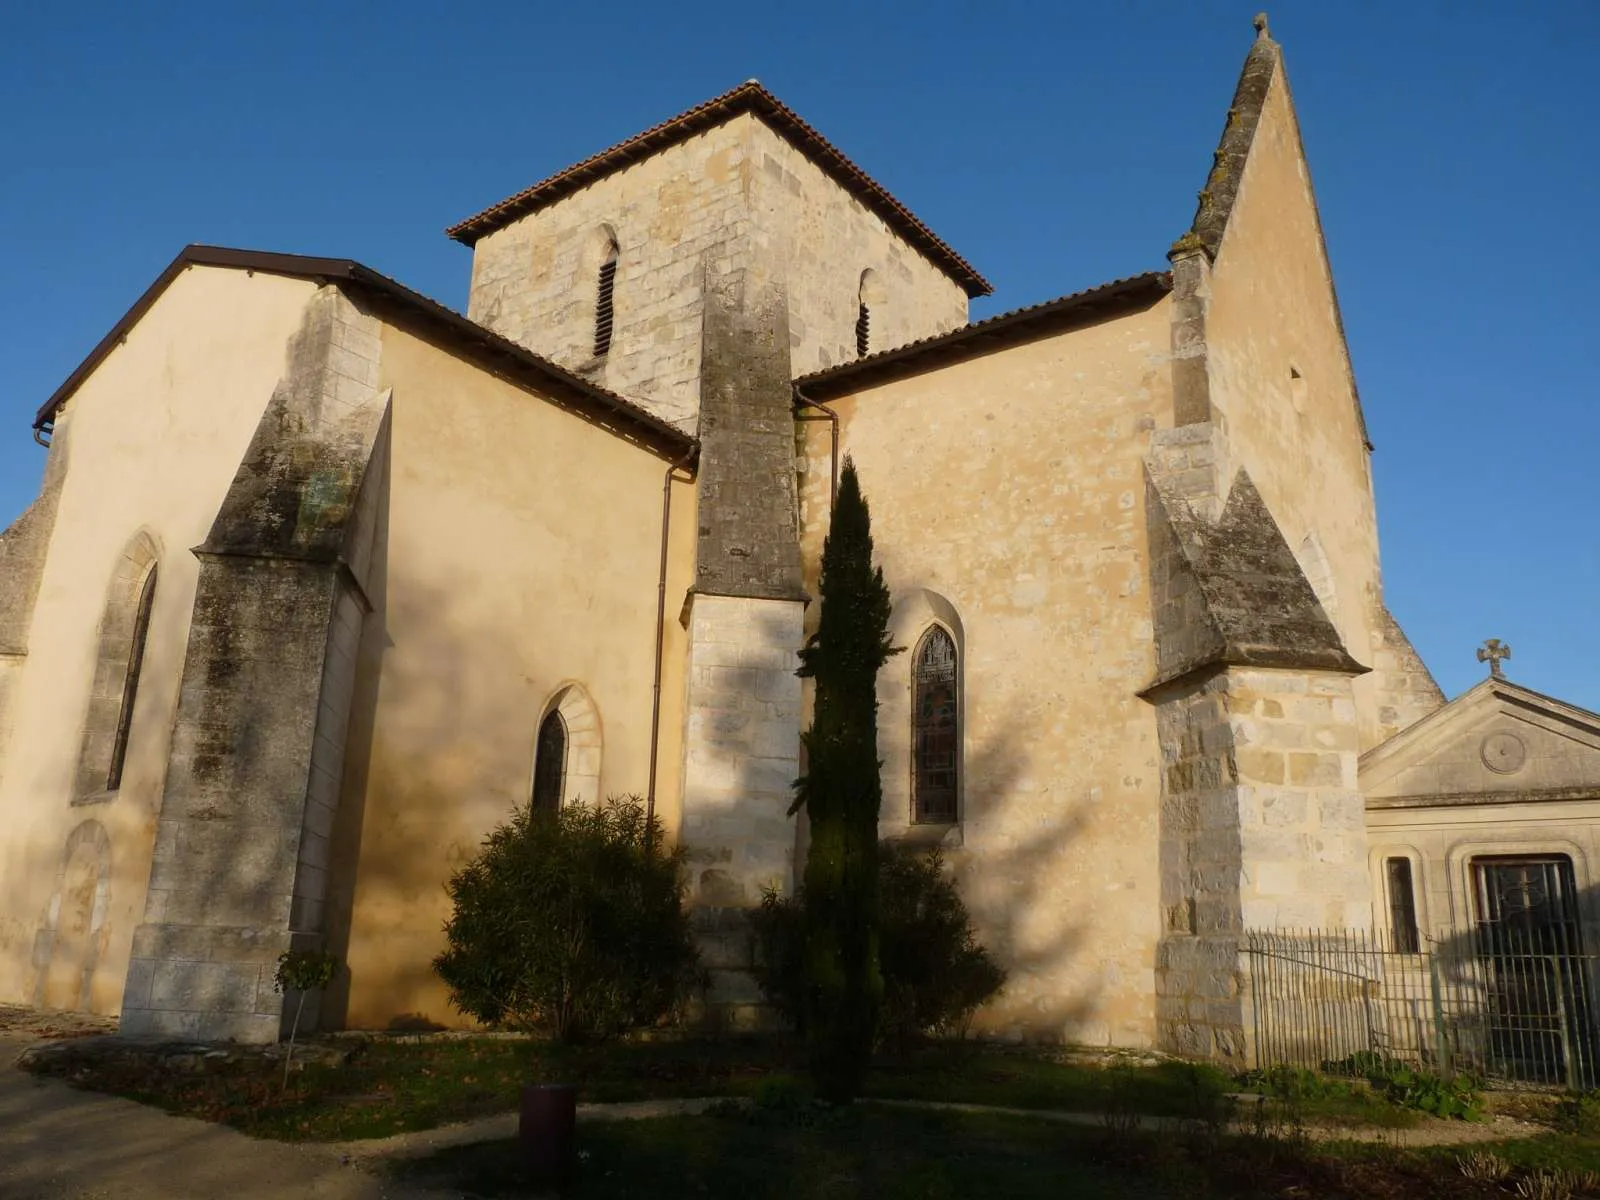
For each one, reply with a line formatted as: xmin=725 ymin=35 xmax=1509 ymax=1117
xmin=790 ymin=457 xmax=898 ymax=1102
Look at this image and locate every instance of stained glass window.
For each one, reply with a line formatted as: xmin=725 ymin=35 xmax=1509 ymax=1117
xmin=532 ymin=710 xmax=568 ymax=816
xmin=912 ymin=626 xmax=958 ymax=823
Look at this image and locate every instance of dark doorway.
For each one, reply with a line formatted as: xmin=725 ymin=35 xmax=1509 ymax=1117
xmin=1472 ymin=855 xmax=1596 ymax=1086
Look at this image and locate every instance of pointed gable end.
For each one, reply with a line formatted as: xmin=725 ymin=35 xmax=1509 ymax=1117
xmin=1184 ymin=14 xmax=1372 ymax=452
xmin=1361 ymin=679 xmax=1600 ymax=808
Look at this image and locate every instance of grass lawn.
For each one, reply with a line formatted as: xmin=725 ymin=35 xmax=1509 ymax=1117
xmin=22 ymin=1035 xmax=1410 ymax=1142
xmin=393 ymin=1108 xmax=1198 ymax=1199
xmin=388 ymin=1106 xmax=1579 ymax=1200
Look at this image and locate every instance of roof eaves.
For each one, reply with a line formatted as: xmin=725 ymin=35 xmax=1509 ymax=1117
xmin=794 ymin=271 xmax=1171 ymax=398
xmin=445 ymin=81 xmax=992 ymax=297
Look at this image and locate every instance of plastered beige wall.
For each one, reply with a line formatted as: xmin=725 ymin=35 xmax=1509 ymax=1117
xmin=1203 ymin=67 xmax=1393 ymax=750
xmin=0 ymin=267 xmax=319 ymax=1014
xmin=331 ymin=322 xmax=697 ymax=1031
xmin=744 ymin=121 xmax=968 ymax=373
xmin=798 ymin=301 xmax=1174 ymax=1046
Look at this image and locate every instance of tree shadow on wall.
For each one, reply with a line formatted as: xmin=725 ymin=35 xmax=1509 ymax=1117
xmin=936 ymin=729 xmax=1107 ymax=1045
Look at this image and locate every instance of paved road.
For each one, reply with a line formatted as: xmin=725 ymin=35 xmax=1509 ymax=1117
xmin=0 ymin=1032 xmax=447 ymax=1200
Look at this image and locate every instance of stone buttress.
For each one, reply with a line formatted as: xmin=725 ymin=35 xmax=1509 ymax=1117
xmin=679 ymin=268 xmax=807 ymax=1026
xmin=120 ymin=288 xmax=388 ymax=1041
xmin=1144 ymin=243 xmax=1372 ymax=1064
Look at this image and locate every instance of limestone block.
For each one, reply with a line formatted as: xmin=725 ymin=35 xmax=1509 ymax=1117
xmin=149 ymin=960 xmax=262 ymax=1014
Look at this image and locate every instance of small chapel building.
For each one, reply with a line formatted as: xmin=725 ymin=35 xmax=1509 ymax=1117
xmin=2 ymin=17 xmax=1596 ymax=1061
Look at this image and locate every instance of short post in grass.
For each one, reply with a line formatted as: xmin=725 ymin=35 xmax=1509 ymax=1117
xmin=519 ymin=1083 xmax=578 ymax=1189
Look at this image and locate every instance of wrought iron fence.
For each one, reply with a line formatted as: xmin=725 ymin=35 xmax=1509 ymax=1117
xmin=1244 ymin=924 xmax=1600 ymax=1089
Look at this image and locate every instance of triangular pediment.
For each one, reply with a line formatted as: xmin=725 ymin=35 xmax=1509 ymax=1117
xmin=1360 ymin=677 xmax=1600 ymax=807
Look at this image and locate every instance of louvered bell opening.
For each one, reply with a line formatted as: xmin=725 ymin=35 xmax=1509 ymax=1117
xmin=594 ymin=258 xmax=618 ymax=357
xmin=855 ymin=303 xmax=870 ymax=358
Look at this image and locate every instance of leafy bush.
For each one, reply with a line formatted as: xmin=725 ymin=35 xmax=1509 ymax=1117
xmin=1555 ymin=1089 xmax=1600 ymax=1135
xmin=1321 ymin=1052 xmax=1485 ymax=1121
xmin=751 ymin=844 xmax=1005 ymax=1049
xmin=433 ymin=795 xmax=701 ymax=1043
xmin=877 ymin=846 xmax=1006 ymax=1048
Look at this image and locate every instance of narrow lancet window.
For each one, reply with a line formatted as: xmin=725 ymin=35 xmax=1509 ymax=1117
xmin=912 ymin=626 xmax=959 ymax=823
xmin=855 ymin=268 xmax=881 ymax=359
xmin=594 ymin=241 xmax=619 ymax=358
xmin=106 ymin=566 xmax=157 ymax=791
xmin=1386 ymin=856 xmax=1420 ymax=953
xmin=532 ymin=709 xmax=568 ymax=815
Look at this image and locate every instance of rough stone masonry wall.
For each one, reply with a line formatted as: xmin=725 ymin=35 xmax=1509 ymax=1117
xmin=1366 ymin=605 xmax=1445 ymax=743
xmin=1155 ymin=665 xmax=1371 ymax=1061
xmin=1155 ymin=672 xmax=1243 ymax=1059
xmin=122 ymin=288 xmax=385 ymax=1042
xmin=466 ymin=121 xmax=756 ymax=432
xmin=746 ymin=121 xmax=969 ymax=373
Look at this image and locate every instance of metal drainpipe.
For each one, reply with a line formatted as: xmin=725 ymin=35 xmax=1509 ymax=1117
xmin=646 ymin=446 xmax=698 ymax=825
xmin=33 ymin=422 xmax=53 ymax=449
xmin=792 ymin=384 xmax=838 ymax=506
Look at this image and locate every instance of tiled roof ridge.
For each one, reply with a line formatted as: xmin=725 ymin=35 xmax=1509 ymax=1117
xmin=445 ymin=80 xmax=992 ymax=298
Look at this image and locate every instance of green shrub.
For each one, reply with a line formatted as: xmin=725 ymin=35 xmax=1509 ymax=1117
xmin=751 ymin=844 xmax=1005 ymax=1050
xmin=877 ymin=846 xmax=1006 ymax=1049
xmin=1241 ymin=1064 xmax=1339 ymax=1102
xmin=1323 ymin=1052 xmax=1485 ymax=1121
xmin=433 ymin=795 xmax=701 ymax=1043
xmin=1554 ymin=1089 xmax=1600 ymax=1135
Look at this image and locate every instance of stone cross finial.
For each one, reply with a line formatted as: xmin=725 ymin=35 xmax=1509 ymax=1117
xmin=1254 ymin=12 xmax=1270 ymax=38
xmin=1477 ymin=638 xmax=1512 ymax=678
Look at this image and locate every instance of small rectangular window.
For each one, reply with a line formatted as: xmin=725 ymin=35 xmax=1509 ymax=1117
xmin=1386 ymin=856 xmax=1420 ymax=953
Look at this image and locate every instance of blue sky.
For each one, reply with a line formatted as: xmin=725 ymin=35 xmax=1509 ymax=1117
xmin=1 ymin=1 xmax=1594 ymax=707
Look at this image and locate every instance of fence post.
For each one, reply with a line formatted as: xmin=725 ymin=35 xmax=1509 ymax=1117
xmin=1429 ymin=952 xmax=1451 ymax=1077
xmin=1554 ymin=955 xmax=1580 ymax=1092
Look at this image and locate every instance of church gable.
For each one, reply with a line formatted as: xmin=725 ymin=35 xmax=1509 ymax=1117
xmin=448 ymin=81 xmax=988 ymax=298
xmin=1171 ymin=18 xmax=1408 ymax=749
xmin=1361 ymin=678 xmax=1600 ymax=805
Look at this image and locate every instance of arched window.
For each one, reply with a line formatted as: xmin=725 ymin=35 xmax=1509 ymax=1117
xmin=531 ymin=709 xmax=568 ymax=816
xmin=74 ymin=532 xmax=161 ymax=803
xmin=106 ymin=565 xmax=157 ymax=792
xmin=594 ymin=239 xmax=619 ymax=358
xmin=856 ymin=269 xmax=883 ymax=358
xmin=912 ymin=626 xmax=959 ymax=823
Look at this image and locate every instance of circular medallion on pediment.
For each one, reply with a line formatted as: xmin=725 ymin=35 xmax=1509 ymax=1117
xmin=1481 ymin=732 xmax=1527 ymax=775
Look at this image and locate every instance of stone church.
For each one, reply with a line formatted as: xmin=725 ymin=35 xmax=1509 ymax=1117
xmin=4 ymin=16 xmax=1598 ymax=1059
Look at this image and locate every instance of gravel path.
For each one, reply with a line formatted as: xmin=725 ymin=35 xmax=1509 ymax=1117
xmin=0 ymin=1027 xmax=444 ymax=1200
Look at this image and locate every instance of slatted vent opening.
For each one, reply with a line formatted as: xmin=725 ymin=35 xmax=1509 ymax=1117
xmin=594 ymin=253 xmax=618 ymax=357
xmin=855 ymin=303 xmax=870 ymax=358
